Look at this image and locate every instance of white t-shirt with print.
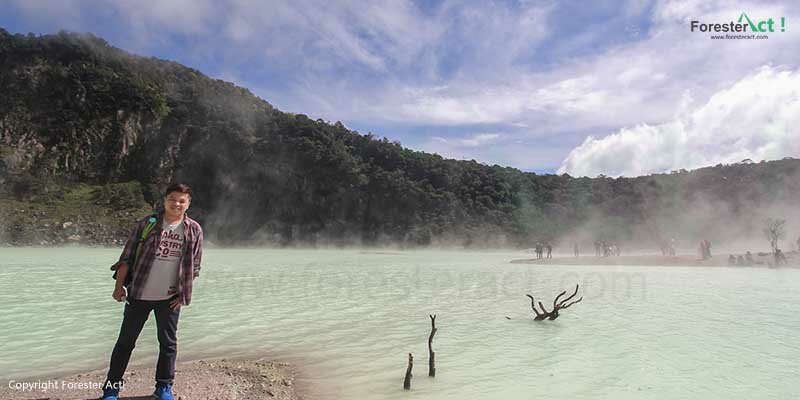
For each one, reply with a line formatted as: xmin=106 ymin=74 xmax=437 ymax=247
xmin=139 ymin=220 xmax=185 ymax=300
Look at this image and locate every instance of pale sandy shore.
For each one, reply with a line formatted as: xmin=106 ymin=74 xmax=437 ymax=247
xmin=510 ymin=252 xmax=798 ymax=267
xmin=0 ymin=359 xmax=303 ymax=400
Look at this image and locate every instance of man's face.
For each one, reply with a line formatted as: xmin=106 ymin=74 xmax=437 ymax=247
xmin=164 ymin=191 xmax=191 ymax=219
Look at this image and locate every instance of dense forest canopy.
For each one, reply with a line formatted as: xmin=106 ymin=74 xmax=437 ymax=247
xmin=1 ymin=29 xmax=799 ymax=249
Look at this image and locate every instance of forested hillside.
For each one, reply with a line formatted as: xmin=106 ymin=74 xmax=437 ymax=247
xmin=2 ymin=30 xmax=798 ymax=248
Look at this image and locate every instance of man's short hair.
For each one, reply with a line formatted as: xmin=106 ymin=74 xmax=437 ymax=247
xmin=164 ymin=183 xmax=193 ymax=199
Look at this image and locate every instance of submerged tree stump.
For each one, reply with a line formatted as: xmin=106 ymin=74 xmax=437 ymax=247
xmin=526 ymin=284 xmax=583 ymax=321
xmin=428 ymin=314 xmax=437 ymax=377
xmin=403 ymin=353 xmax=413 ymax=390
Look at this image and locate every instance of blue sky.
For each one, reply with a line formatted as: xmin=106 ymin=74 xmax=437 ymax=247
xmin=2 ymin=0 xmax=799 ymax=176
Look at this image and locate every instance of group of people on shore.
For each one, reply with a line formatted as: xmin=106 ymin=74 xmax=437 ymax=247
xmin=728 ymin=249 xmax=789 ymax=266
xmin=532 ymin=242 xmax=553 ymax=259
xmin=728 ymin=251 xmax=755 ymax=266
xmin=659 ymin=238 xmax=677 ymax=256
xmin=529 ymin=233 xmax=799 ymax=268
xmin=531 ymin=240 xmax=622 ymax=259
xmin=593 ymin=240 xmax=620 ymax=257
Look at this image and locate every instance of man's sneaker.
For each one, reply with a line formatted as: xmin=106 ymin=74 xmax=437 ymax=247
xmin=101 ymin=386 xmax=119 ymax=400
xmin=153 ymin=383 xmax=174 ymax=400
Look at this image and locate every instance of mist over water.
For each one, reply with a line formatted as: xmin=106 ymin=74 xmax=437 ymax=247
xmin=1 ymin=248 xmax=799 ymax=399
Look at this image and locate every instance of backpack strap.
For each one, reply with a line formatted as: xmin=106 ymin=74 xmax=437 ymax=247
xmin=132 ymin=216 xmax=158 ymax=269
xmin=112 ymin=215 xmax=159 ymax=287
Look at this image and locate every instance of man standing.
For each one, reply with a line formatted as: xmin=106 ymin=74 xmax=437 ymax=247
xmin=102 ymin=183 xmax=204 ymax=400
xmin=700 ymin=239 xmax=712 ymax=260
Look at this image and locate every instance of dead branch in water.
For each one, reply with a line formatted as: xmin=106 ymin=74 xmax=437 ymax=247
xmin=403 ymin=353 xmax=413 ymax=390
xmin=526 ymin=284 xmax=583 ymax=321
xmin=525 ymin=295 xmax=547 ymax=320
xmin=428 ymin=315 xmax=437 ymax=377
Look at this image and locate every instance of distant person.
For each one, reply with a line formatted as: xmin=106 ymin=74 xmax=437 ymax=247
xmin=573 ymin=243 xmax=579 ymax=257
xmin=700 ymin=239 xmax=712 ymax=260
xmin=535 ymin=242 xmax=543 ymax=259
xmin=737 ymin=255 xmax=745 ymax=265
xmin=775 ymin=248 xmax=787 ymax=265
xmin=728 ymin=254 xmax=736 ymax=265
xmin=545 ymin=242 xmax=553 ymax=259
xmin=614 ymin=244 xmax=621 ymax=257
xmin=102 ymin=183 xmax=204 ymax=400
xmin=745 ymin=251 xmax=754 ymax=265
xmin=594 ymin=240 xmax=601 ymax=256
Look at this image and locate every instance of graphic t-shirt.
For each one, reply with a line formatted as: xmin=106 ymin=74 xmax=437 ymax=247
xmin=138 ymin=220 xmax=185 ymax=300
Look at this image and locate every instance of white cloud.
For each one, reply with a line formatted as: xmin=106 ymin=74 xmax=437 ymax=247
xmin=459 ymin=133 xmax=501 ymax=147
xmin=421 ymin=132 xmax=502 ymax=161
xmin=172 ymin=0 xmax=800 ymax=174
xmin=420 ymin=131 xmax=573 ymax=170
xmin=286 ymin=0 xmax=799 ymax=142
xmin=6 ymin=0 xmax=800 ymax=173
xmin=557 ymin=66 xmax=800 ymax=177
xmin=213 ymin=0 xmax=441 ymax=73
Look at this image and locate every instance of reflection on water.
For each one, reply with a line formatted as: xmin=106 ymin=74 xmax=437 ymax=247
xmin=1 ymin=248 xmax=798 ymax=399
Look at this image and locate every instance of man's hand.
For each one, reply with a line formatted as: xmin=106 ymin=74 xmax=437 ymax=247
xmin=112 ymin=263 xmax=128 ymax=303
xmin=169 ymin=297 xmax=182 ymax=311
xmin=112 ymin=286 xmax=126 ymax=302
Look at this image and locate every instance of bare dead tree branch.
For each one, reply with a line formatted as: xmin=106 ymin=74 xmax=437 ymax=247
xmin=558 ymin=285 xmax=580 ymax=306
xmin=538 ymin=301 xmax=550 ymax=315
xmin=560 ymin=297 xmax=583 ymax=310
xmin=526 ymin=295 xmax=547 ymax=320
xmin=560 ymin=296 xmax=583 ymax=310
xmin=526 ymin=284 xmax=583 ymax=321
xmin=763 ymin=218 xmax=787 ymax=254
xmin=428 ymin=315 xmax=437 ymax=377
xmin=403 ymin=353 xmax=413 ymax=390
xmin=552 ymin=290 xmax=568 ymax=308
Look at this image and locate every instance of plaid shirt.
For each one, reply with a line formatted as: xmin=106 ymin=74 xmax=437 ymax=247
xmin=115 ymin=213 xmax=204 ymax=305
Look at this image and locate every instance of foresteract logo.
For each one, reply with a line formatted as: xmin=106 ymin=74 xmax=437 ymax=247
xmin=690 ymin=12 xmax=786 ymax=33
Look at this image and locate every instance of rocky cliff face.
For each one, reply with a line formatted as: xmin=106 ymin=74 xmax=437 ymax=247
xmin=1 ymin=35 xmax=162 ymax=183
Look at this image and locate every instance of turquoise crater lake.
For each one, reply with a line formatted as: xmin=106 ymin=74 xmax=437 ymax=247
xmin=1 ymin=248 xmax=798 ymax=399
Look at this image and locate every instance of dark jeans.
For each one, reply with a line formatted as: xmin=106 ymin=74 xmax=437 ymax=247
xmin=106 ymin=298 xmax=181 ymax=387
